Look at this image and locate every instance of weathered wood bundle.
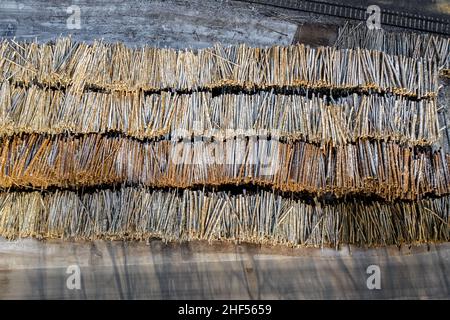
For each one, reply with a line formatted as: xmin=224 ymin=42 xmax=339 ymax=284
xmin=0 ymin=133 xmax=448 ymax=200
xmin=0 ymin=187 xmax=448 ymax=246
xmin=0 ymin=37 xmax=448 ymax=247
xmin=0 ymin=38 xmax=439 ymax=98
xmin=335 ymin=23 xmax=450 ymax=76
xmin=0 ymin=82 xmax=441 ymax=146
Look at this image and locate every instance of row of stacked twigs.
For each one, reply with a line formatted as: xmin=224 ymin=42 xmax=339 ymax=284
xmin=0 ymin=38 xmax=439 ymax=98
xmin=0 ymin=187 xmax=448 ymax=246
xmin=0 ymin=133 xmax=448 ymax=200
xmin=0 ymin=82 xmax=441 ymax=146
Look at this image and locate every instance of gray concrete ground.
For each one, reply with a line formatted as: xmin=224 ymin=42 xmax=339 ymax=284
xmin=3 ymin=0 xmax=447 ymax=49
xmin=0 ymin=239 xmax=449 ymax=299
xmin=0 ymin=0 xmax=298 ymax=48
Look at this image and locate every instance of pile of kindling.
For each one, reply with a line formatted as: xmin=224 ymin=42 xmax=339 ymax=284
xmin=0 ymin=38 xmax=439 ymax=97
xmin=0 ymin=36 xmax=448 ymax=247
xmin=0 ymin=187 xmax=448 ymax=246
xmin=0 ymin=83 xmax=441 ymax=146
xmin=0 ymin=134 xmax=448 ymax=200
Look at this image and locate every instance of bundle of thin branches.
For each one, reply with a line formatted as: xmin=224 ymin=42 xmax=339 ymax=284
xmin=335 ymin=23 xmax=450 ymax=76
xmin=0 ymin=82 xmax=441 ymax=146
xmin=0 ymin=38 xmax=439 ymax=98
xmin=0 ymin=187 xmax=448 ymax=247
xmin=1 ymin=133 xmax=448 ymax=200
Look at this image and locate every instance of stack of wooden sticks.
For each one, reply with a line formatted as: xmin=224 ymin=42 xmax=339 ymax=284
xmin=0 ymin=36 xmax=448 ymax=247
xmin=335 ymin=23 xmax=450 ymax=77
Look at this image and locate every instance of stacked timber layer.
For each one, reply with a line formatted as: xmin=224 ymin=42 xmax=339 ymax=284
xmin=335 ymin=23 xmax=450 ymax=77
xmin=0 ymin=188 xmax=448 ymax=247
xmin=0 ymin=84 xmax=442 ymax=146
xmin=0 ymin=37 xmax=448 ymax=247
xmin=0 ymin=38 xmax=439 ymax=97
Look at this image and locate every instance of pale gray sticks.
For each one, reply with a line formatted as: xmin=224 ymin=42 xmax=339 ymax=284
xmin=0 ymin=187 xmax=448 ymax=247
xmin=335 ymin=23 xmax=450 ymax=74
xmin=0 ymin=83 xmax=441 ymax=147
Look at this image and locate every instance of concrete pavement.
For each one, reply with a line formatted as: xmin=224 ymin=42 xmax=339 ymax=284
xmin=0 ymin=239 xmax=449 ymax=299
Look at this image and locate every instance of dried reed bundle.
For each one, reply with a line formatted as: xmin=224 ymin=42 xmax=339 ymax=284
xmin=0 ymin=82 xmax=441 ymax=146
xmin=0 ymin=187 xmax=448 ymax=247
xmin=0 ymin=38 xmax=439 ymax=98
xmin=335 ymin=23 xmax=450 ymax=76
xmin=0 ymin=133 xmax=448 ymax=200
